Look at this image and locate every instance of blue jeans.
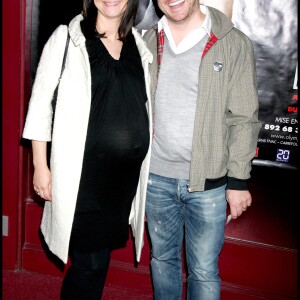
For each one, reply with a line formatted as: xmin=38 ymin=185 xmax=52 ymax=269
xmin=146 ymin=173 xmax=227 ymax=300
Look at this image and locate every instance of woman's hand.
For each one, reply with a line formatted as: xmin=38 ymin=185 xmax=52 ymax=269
xmin=33 ymin=165 xmax=52 ymax=201
xmin=32 ymin=140 xmax=52 ymax=201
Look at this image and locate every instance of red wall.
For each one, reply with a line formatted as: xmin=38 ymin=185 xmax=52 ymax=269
xmin=2 ymin=0 xmax=27 ymax=270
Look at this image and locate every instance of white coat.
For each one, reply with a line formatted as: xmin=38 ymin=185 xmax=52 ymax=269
xmin=22 ymin=14 xmax=153 ymax=264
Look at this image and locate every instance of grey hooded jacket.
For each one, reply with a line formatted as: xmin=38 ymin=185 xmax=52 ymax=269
xmin=143 ymin=6 xmax=262 ymax=192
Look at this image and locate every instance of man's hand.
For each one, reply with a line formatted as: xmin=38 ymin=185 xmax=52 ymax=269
xmin=226 ymin=189 xmax=252 ymax=219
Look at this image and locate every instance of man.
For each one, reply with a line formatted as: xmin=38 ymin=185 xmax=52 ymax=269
xmin=143 ymin=1 xmax=261 ymax=299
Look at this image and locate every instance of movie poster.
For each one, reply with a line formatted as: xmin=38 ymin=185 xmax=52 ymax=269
xmin=231 ymin=0 xmax=298 ymax=169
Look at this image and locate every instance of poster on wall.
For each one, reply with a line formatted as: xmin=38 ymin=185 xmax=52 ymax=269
xmin=231 ymin=0 xmax=298 ymax=169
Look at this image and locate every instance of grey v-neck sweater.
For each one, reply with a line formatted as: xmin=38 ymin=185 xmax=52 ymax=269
xmin=150 ymin=38 xmax=207 ymax=179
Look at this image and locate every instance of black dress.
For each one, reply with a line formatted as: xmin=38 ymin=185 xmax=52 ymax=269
xmin=69 ymin=32 xmax=149 ymax=253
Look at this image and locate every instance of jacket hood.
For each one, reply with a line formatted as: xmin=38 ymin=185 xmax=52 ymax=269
xmin=208 ymin=6 xmax=234 ymax=39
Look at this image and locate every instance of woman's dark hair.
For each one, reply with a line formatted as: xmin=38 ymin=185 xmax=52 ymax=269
xmin=81 ymin=0 xmax=138 ymax=41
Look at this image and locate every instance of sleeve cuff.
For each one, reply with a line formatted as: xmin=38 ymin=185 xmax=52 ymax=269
xmin=226 ymin=177 xmax=249 ymax=190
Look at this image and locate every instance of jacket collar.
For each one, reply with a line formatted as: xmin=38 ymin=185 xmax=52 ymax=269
xmin=68 ymin=14 xmax=85 ymax=47
xmin=132 ymin=27 xmax=153 ymax=64
xmin=208 ymin=6 xmax=234 ymax=40
xmin=68 ymin=14 xmax=153 ymax=64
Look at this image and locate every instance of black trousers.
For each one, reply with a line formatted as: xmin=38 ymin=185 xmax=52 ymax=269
xmin=60 ymin=248 xmax=111 ymax=300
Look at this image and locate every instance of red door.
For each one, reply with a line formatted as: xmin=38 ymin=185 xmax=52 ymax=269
xmin=2 ymin=0 xmax=28 ymax=270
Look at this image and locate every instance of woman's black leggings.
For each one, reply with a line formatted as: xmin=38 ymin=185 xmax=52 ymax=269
xmin=60 ymin=248 xmax=111 ymax=300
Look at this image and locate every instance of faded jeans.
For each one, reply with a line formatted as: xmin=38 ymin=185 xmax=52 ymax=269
xmin=146 ymin=173 xmax=227 ymax=300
